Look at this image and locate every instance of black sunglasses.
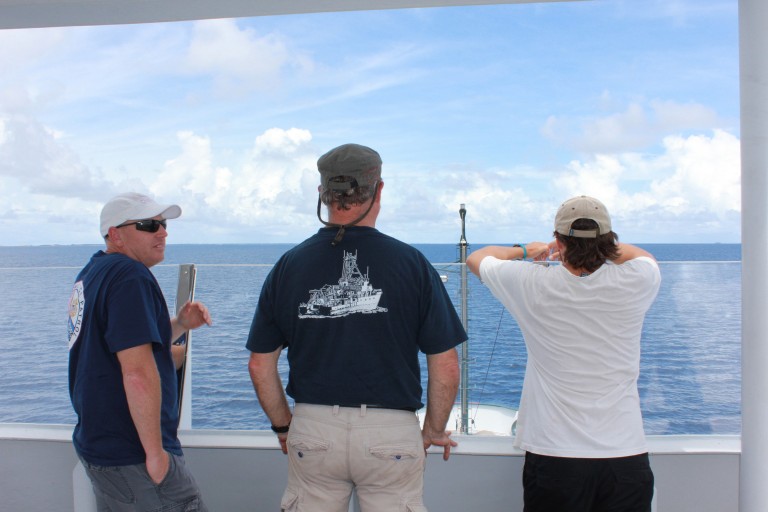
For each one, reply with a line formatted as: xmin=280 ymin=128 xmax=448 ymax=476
xmin=117 ymin=219 xmax=168 ymax=233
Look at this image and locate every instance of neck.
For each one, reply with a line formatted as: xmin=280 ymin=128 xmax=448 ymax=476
xmin=563 ymin=262 xmax=600 ymax=276
xmin=327 ymin=207 xmax=377 ymax=228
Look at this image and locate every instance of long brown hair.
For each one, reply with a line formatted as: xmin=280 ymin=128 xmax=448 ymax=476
xmin=554 ymin=218 xmax=619 ymax=273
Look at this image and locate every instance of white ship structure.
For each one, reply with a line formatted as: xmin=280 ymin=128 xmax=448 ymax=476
xmin=299 ymin=251 xmax=384 ymax=318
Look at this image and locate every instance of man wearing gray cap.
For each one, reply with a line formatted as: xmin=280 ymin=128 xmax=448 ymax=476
xmin=467 ymin=195 xmax=660 ymax=512
xmin=68 ymin=192 xmax=211 ymax=511
xmin=247 ymin=143 xmax=466 ymax=511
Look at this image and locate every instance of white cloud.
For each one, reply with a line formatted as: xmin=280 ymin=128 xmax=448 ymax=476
xmin=0 ymin=6 xmax=741 ymax=245
xmin=550 ymin=129 xmax=740 ymax=240
xmin=649 ymin=129 xmax=740 ymax=215
xmin=146 ymin=127 xmax=319 ymax=240
xmin=184 ymin=19 xmax=311 ymax=97
xmin=377 ymin=129 xmax=741 ymax=243
xmin=542 ymin=99 xmax=720 ymax=153
xmin=0 ymin=113 xmax=113 ymax=200
xmin=0 ymin=119 xmax=742 ymax=244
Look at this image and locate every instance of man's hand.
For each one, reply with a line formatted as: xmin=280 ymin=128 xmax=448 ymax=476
xmin=277 ymin=432 xmax=289 ymax=454
xmin=172 ymin=301 xmax=213 ymax=344
xmin=176 ymin=301 xmax=212 ymax=331
xmin=422 ymin=428 xmax=458 ymax=461
xmin=145 ymin=450 xmax=170 ymax=485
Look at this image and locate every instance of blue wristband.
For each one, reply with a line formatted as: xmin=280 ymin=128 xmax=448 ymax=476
xmin=513 ymin=244 xmax=527 ymax=260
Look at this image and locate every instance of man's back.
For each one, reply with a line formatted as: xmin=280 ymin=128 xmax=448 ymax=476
xmin=479 ymin=255 xmax=661 ymax=457
xmin=249 ymin=225 xmax=463 ymax=410
xmin=247 ymin=143 xmax=464 ymax=511
xmin=69 ymin=250 xmax=180 ymax=466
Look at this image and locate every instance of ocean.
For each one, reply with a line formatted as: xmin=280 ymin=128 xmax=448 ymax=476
xmin=0 ymin=243 xmax=741 ymax=435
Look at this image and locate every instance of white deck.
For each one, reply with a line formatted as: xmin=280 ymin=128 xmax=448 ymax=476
xmin=1 ymin=423 xmax=740 ymax=511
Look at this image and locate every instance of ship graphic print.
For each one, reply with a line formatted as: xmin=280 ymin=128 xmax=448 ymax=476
xmin=299 ymin=250 xmax=387 ymax=318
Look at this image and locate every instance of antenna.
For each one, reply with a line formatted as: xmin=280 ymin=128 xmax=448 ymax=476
xmin=458 ymin=204 xmax=469 ymax=434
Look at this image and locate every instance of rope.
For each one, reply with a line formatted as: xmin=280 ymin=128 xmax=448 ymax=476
xmin=471 ymin=303 xmax=506 ymax=423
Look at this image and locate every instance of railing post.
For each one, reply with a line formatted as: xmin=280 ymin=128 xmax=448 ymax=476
xmin=739 ymin=0 xmax=768 ymax=510
xmin=175 ymin=264 xmax=197 ymax=430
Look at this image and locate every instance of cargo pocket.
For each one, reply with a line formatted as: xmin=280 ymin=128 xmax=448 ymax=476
xmin=280 ymin=488 xmax=300 ymax=512
xmin=81 ymin=462 xmax=134 ymax=504
xmin=369 ymin=444 xmax=420 ymax=461
xmin=404 ymin=499 xmax=428 ymax=512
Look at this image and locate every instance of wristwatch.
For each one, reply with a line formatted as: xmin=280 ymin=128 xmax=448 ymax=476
xmin=270 ymin=423 xmax=290 ymax=434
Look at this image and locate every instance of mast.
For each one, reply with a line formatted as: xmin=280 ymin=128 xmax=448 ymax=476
xmin=459 ymin=204 xmax=470 ymax=433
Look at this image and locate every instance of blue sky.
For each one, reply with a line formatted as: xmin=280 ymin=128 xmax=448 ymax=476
xmin=0 ymin=0 xmax=740 ymax=245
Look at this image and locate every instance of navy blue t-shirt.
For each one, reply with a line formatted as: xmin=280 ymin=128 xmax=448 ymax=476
xmin=246 ymin=227 xmax=467 ymax=410
xmin=68 ymin=251 xmax=182 ymax=466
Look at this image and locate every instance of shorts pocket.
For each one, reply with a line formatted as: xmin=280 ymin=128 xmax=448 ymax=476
xmin=615 ymin=468 xmax=655 ymax=485
xmin=369 ymin=443 xmax=421 ymax=461
xmin=280 ymin=488 xmax=300 ymax=512
xmin=81 ymin=462 xmax=135 ymax=504
xmin=156 ymin=453 xmax=201 ymax=505
xmin=288 ymin=434 xmax=330 ymax=459
xmin=404 ymin=499 xmax=428 ymax=512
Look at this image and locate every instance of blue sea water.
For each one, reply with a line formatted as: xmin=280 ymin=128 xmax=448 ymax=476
xmin=0 ymin=243 xmax=741 ymax=435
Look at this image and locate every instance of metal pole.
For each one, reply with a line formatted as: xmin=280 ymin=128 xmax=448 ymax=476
xmin=739 ymin=0 xmax=768 ymax=510
xmin=459 ymin=204 xmax=469 ymax=434
xmin=175 ymin=263 xmax=197 ymax=430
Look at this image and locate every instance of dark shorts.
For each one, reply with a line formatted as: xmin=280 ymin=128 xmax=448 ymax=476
xmin=523 ymin=452 xmax=654 ymax=512
xmin=79 ymin=452 xmax=208 ymax=512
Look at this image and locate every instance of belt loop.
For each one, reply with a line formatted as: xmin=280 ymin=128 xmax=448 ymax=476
xmin=360 ymin=404 xmax=367 ymax=417
xmin=333 ymin=405 xmax=340 ymax=416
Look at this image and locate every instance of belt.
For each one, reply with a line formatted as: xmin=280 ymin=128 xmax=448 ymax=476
xmin=337 ymin=404 xmax=417 ymax=413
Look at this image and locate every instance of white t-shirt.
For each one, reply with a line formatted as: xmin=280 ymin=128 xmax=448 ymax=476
xmin=479 ymin=256 xmax=661 ymax=458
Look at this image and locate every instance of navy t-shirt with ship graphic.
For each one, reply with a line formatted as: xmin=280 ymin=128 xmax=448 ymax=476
xmin=247 ymin=226 xmax=467 ymax=411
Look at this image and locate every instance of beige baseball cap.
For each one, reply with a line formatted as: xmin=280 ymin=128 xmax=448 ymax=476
xmin=554 ymin=195 xmax=612 ymax=238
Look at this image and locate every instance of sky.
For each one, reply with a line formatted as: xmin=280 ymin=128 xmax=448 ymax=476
xmin=0 ymin=0 xmax=740 ymax=246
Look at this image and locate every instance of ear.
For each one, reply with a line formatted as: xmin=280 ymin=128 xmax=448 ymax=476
xmin=107 ymin=226 xmax=124 ymax=246
xmin=375 ymin=181 xmax=384 ymax=201
xmin=555 ymin=238 xmax=566 ymax=256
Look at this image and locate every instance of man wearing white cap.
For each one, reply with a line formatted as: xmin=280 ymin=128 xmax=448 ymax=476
xmin=68 ymin=192 xmax=212 ymax=511
xmin=467 ymin=195 xmax=661 ymax=512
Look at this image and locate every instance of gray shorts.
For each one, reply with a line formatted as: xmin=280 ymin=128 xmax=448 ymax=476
xmin=79 ymin=452 xmax=208 ymax=512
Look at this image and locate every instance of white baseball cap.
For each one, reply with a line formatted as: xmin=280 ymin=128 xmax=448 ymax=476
xmin=100 ymin=192 xmax=181 ymax=237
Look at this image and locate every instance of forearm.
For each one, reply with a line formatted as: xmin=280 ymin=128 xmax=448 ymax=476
xmin=123 ymin=366 xmax=164 ymax=459
xmin=423 ymin=349 xmax=460 ymax=435
xmin=248 ymin=351 xmax=292 ymax=427
xmin=466 ymin=243 xmax=551 ymax=276
xmin=466 ymin=246 xmax=522 ymax=276
xmin=612 ymin=243 xmax=655 ymax=264
xmin=170 ymin=318 xmax=187 ymax=346
xmin=171 ymin=343 xmax=186 ymax=370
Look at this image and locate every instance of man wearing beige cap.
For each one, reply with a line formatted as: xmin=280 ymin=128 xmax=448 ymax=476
xmin=247 ymin=143 xmax=466 ymax=511
xmin=68 ymin=192 xmax=211 ymax=511
xmin=467 ymin=195 xmax=660 ymax=512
